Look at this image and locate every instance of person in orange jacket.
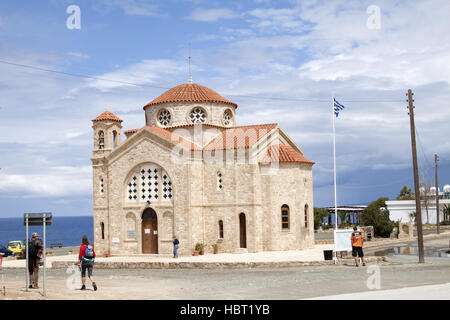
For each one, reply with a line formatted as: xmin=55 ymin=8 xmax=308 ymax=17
xmin=351 ymin=226 xmax=366 ymax=267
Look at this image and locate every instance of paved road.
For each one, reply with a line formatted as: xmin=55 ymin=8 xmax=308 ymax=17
xmin=1 ymin=260 xmax=449 ymax=300
xmin=1 ymin=237 xmax=449 ymax=300
xmin=306 ymin=282 xmax=450 ymax=300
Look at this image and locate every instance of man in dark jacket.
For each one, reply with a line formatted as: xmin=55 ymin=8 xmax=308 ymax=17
xmin=173 ymin=236 xmax=179 ymax=258
xmin=28 ymin=232 xmax=43 ymax=289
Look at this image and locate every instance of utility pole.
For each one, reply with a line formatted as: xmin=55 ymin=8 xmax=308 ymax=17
xmin=435 ymin=154 xmax=440 ymax=234
xmin=407 ymin=89 xmax=425 ymax=263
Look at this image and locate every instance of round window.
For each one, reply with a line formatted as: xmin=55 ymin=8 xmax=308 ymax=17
xmin=223 ymin=109 xmax=232 ymax=126
xmin=157 ymin=109 xmax=171 ymax=126
xmin=189 ymin=107 xmax=207 ymax=123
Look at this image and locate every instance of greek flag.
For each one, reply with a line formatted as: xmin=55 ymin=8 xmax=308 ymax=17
xmin=334 ymin=98 xmax=345 ymax=117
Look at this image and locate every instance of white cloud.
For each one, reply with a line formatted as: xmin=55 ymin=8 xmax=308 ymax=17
xmin=188 ymin=8 xmax=239 ymax=22
xmin=86 ymin=59 xmax=185 ymax=92
xmin=0 ymin=166 xmax=92 ymax=198
xmin=67 ymin=52 xmax=90 ymax=61
xmin=97 ymin=0 xmax=160 ymax=16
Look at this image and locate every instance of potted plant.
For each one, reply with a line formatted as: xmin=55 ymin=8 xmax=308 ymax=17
xmin=212 ymin=243 xmax=218 ymax=254
xmin=195 ymin=242 xmax=205 ymax=255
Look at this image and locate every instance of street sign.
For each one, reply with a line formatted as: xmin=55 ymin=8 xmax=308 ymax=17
xmin=23 ymin=213 xmax=52 ymax=226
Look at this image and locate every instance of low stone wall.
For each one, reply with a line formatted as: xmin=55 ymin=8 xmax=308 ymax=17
xmin=51 ymin=256 xmax=386 ymax=270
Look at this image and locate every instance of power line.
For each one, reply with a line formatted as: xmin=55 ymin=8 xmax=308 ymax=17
xmin=0 ymin=59 xmax=170 ymax=90
xmin=0 ymin=58 xmax=405 ymax=104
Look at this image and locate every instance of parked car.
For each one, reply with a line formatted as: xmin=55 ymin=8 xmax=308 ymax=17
xmin=7 ymin=241 xmax=24 ymax=255
xmin=0 ymin=245 xmax=13 ymax=257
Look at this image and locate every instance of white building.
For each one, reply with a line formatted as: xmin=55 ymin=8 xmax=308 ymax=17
xmin=386 ymin=185 xmax=450 ymax=224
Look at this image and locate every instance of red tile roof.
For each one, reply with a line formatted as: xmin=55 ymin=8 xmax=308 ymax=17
xmin=123 ymin=124 xmax=314 ymax=165
xmin=124 ymin=128 xmax=139 ymax=134
xmin=203 ymin=124 xmax=278 ymax=151
xmin=143 ymin=83 xmax=237 ymax=109
xmin=145 ymin=126 xmax=202 ymax=151
xmin=260 ymin=144 xmax=315 ymax=165
xmin=92 ymin=110 xmax=123 ymax=123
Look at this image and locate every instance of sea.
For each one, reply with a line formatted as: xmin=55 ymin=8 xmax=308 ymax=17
xmin=0 ymin=216 xmax=93 ymax=248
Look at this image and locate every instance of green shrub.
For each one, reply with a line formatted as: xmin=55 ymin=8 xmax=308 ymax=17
xmin=360 ymin=197 xmax=394 ymax=238
xmin=314 ymin=207 xmax=330 ymax=230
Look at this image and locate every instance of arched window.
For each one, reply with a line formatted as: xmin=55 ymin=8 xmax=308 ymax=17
xmin=218 ymin=220 xmax=224 ymax=238
xmin=304 ymin=204 xmax=309 ymax=228
xmin=100 ymin=222 xmax=105 ymax=240
xmin=112 ymin=130 xmax=118 ymax=149
xmin=217 ymin=172 xmax=223 ymax=191
xmin=281 ymin=205 xmax=290 ymax=230
xmin=98 ymin=131 xmax=105 ymax=150
xmin=223 ymin=109 xmax=233 ymax=126
xmin=125 ymin=164 xmax=173 ymax=203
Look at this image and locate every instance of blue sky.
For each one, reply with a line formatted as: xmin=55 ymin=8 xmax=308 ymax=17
xmin=0 ymin=0 xmax=449 ymax=217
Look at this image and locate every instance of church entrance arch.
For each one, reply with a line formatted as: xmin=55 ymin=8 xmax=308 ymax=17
xmin=142 ymin=208 xmax=158 ymax=254
xmin=239 ymin=213 xmax=247 ymax=248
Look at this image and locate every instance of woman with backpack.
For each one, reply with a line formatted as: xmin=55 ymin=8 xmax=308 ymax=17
xmin=77 ymin=235 xmax=97 ymax=291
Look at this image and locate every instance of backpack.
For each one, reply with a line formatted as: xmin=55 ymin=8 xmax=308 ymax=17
xmin=84 ymin=244 xmax=94 ymax=259
xmin=28 ymin=239 xmax=38 ymax=258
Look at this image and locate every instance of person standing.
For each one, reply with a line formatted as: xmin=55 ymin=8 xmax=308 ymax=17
xmin=173 ymin=236 xmax=179 ymax=258
xmin=77 ymin=235 xmax=97 ymax=291
xmin=351 ymin=226 xmax=365 ymax=267
xmin=28 ymin=232 xmax=43 ymax=289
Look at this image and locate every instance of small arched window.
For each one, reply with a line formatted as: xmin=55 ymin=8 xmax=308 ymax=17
xmin=112 ymin=130 xmax=118 ymax=149
xmin=98 ymin=131 xmax=105 ymax=150
xmin=218 ymin=220 xmax=224 ymax=239
xmin=281 ymin=205 xmax=290 ymax=230
xmin=304 ymin=204 xmax=309 ymax=228
xmin=100 ymin=222 xmax=105 ymax=240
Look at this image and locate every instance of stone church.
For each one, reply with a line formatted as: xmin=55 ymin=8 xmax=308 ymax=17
xmin=91 ymin=82 xmax=315 ymax=256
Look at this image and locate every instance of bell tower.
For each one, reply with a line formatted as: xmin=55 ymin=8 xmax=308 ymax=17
xmin=91 ymin=108 xmax=123 ymax=158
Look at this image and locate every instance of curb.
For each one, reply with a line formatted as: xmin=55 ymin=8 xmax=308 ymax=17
xmin=50 ymin=256 xmax=387 ymax=270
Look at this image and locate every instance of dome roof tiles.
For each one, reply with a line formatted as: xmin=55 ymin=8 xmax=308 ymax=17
xmin=143 ymin=83 xmax=237 ymax=109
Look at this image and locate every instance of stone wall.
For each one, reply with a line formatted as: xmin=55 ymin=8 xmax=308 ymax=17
xmin=145 ymin=102 xmax=236 ymax=128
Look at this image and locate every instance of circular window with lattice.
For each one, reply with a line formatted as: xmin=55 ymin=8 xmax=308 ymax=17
xmin=223 ymin=109 xmax=233 ymax=126
xmin=189 ymin=107 xmax=207 ymax=123
xmin=157 ymin=109 xmax=172 ymax=126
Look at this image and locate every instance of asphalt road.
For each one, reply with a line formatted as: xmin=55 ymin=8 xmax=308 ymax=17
xmin=1 ymin=259 xmax=450 ymax=300
xmin=1 ymin=237 xmax=449 ymax=300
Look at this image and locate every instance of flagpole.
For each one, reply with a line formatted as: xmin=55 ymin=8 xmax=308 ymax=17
xmin=332 ymin=95 xmax=338 ymax=231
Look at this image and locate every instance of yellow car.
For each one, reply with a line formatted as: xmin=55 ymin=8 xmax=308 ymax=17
xmin=7 ymin=241 xmax=24 ymax=255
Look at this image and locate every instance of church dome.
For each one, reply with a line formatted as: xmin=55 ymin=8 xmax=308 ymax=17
xmin=143 ymin=83 xmax=237 ymax=110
